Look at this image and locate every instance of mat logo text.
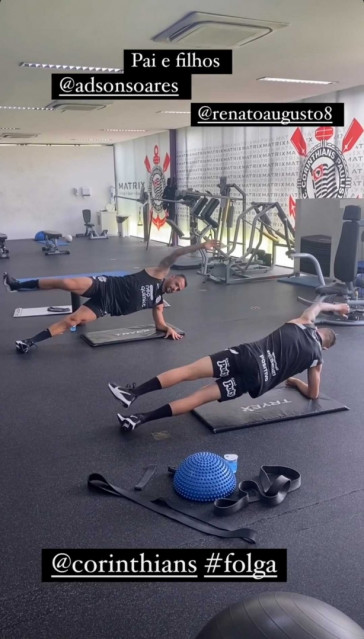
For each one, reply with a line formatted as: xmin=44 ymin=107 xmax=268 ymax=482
xmin=241 ymin=399 xmax=292 ymax=412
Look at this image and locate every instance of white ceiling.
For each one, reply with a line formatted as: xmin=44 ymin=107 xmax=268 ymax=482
xmin=0 ymin=0 xmax=363 ymax=144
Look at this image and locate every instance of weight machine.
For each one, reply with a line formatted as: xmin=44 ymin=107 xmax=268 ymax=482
xmin=165 ymin=195 xmax=221 ymax=269
xmin=75 ymin=209 xmax=109 ymax=240
xmin=0 ymin=233 xmax=10 ymax=259
xmin=290 ymin=204 xmax=364 ymax=325
xmin=114 ymin=182 xmax=295 ymax=285
xmin=204 ymin=201 xmax=295 ymax=284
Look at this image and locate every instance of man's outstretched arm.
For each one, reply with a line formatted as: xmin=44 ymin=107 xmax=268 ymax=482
xmin=292 ymin=301 xmax=350 ymax=325
xmin=156 ymin=239 xmax=220 ymax=272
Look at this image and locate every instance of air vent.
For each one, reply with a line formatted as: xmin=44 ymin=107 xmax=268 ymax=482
xmin=153 ymin=12 xmax=288 ymax=47
xmin=0 ymin=132 xmax=38 ymax=139
xmin=45 ymin=101 xmax=111 ymax=112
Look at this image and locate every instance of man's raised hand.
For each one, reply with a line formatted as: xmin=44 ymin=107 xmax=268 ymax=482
xmin=335 ymin=303 xmax=350 ymax=318
xmin=202 ymin=239 xmax=223 ymax=251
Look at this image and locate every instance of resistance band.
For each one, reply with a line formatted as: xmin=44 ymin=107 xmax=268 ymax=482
xmin=88 ymin=465 xmax=301 ymax=543
xmin=88 ymin=473 xmax=257 ymax=543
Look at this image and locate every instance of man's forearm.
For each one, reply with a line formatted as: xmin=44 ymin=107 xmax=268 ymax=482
xmin=155 ymin=323 xmax=169 ymax=333
xmin=153 ymin=315 xmax=170 ymax=332
xmin=288 ymin=377 xmax=318 ymax=399
xmin=304 ymin=301 xmax=342 ymax=322
xmin=292 ymin=379 xmax=311 ymax=398
xmin=319 ymin=302 xmax=345 ymax=313
xmin=159 ymin=243 xmax=203 ymax=268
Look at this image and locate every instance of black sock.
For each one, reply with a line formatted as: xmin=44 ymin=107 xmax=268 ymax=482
xmin=29 ymin=329 xmax=52 ymax=344
xmin=18 ymin=278 xmax=39 ymax=290
xmin=139 ymin=404 xmax=172 ymax=423
xmin=133 ymin=377 xmax=162 ymax=397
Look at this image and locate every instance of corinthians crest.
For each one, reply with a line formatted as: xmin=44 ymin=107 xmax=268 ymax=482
xmin=144 ymin=145 xmax=170 ymax=229
xmin=291 ymin=119 xmax=363 ymax=199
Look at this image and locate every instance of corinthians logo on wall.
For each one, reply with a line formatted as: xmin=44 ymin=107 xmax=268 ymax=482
xmin=291 ymin=119 xmax=363 ymax=199
xmin=144 ymin=145 xmax=170 ymax=229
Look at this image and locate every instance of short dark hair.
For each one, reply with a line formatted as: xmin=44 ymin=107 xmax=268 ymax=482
xmin=176 ymin=273 xmax=187 ymax=288
xmin=320 ymin=327 xmax=337 ymax=348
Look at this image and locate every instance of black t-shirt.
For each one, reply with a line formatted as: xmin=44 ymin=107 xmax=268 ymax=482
xmin=104 ymin=270 xmax=164 ymax=316
xmin=245 ymin=322 xmax=323 ymax=398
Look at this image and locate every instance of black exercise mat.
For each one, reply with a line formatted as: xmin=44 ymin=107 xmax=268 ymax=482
xmin=81 ymin=323 xmax=185 ymax=346
xmin=193 ymin=386 xmax=349 ymax=433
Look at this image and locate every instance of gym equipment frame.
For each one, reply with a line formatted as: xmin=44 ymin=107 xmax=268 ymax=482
xmin=290 ymin=204 xmax=364 ymax=326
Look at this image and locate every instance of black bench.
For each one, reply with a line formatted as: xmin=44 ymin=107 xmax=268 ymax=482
xmin=0 ymin=233 xmax=9 ymax=259
xmin=41 ymin=231 xmax=70 ymax=256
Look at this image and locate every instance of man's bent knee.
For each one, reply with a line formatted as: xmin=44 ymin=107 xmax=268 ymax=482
xmin=69 ymin=306 xmax=97 ymax=326
xmin=63 ymin=277 xmax=93 ymax=294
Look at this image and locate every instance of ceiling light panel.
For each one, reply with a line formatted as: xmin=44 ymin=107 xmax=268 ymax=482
xmin=19 ymin=62 xmax=122 ymax=72
xmin=258 ymin=77 xmax=335 ymax=85
xmin=0 ymin=105 xmax=54 ymax=110
xmin=159 ymin=111 xmax=190 ymax=114
xmin=103 ymin=128 xmax=146 ymax=132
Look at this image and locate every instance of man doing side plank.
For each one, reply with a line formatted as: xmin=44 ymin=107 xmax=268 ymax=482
xmin=4 ymin=240 xmax=218 ymax=353
xmin=108 ymin=301 xmax=349 ymax=432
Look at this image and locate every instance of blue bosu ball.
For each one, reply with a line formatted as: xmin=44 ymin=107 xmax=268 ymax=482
xmin=173 ymin=451 xmax=236 ymax=502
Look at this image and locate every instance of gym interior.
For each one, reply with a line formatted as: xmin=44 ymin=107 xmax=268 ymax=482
xmin=1 ymin=2 xmax=364 ymax=638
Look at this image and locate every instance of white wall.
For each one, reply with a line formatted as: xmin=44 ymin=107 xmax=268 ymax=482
xmin=0 ymin=146 xmax=115 ymax=239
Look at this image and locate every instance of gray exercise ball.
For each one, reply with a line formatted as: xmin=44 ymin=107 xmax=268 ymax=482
xmin=195 ymin=592 xmax=364 ymax=639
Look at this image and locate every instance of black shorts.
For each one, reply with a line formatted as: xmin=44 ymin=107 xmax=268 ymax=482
xmin=210 ymin=345 xmax=259 ymax=402
xmin=82 ymin=276 xmax=109 ymax=318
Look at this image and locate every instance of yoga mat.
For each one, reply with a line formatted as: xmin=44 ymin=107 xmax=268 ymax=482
xmin=194 ymin=387 xmax=349 ymax=433
xmin=13 ymin=306 xmax=72 ymax=317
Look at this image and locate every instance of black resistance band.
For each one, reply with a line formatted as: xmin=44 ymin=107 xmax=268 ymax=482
xmin=88 ymin=465 xmax=301 ymax=544
xmin=88 ymin=473 xmax=257 ymax=543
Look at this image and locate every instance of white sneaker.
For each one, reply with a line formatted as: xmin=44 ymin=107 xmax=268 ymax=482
xmin=117 ymin=413 xmax=145 ymax=431
xmin=107 ymin=383 xmax=136 ymax=408
xmin=15 ymin=339 xmax=36 ymax=354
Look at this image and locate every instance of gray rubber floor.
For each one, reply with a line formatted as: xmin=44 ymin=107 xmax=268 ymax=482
xmin=1 ymin=236 xmax=363 ymax=638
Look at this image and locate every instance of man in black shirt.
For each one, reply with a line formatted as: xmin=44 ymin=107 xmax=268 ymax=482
xmin=108 ymin=300 xmax=349 ymax=431
xmin=4 ymin=240 xmax=217 ymax=353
